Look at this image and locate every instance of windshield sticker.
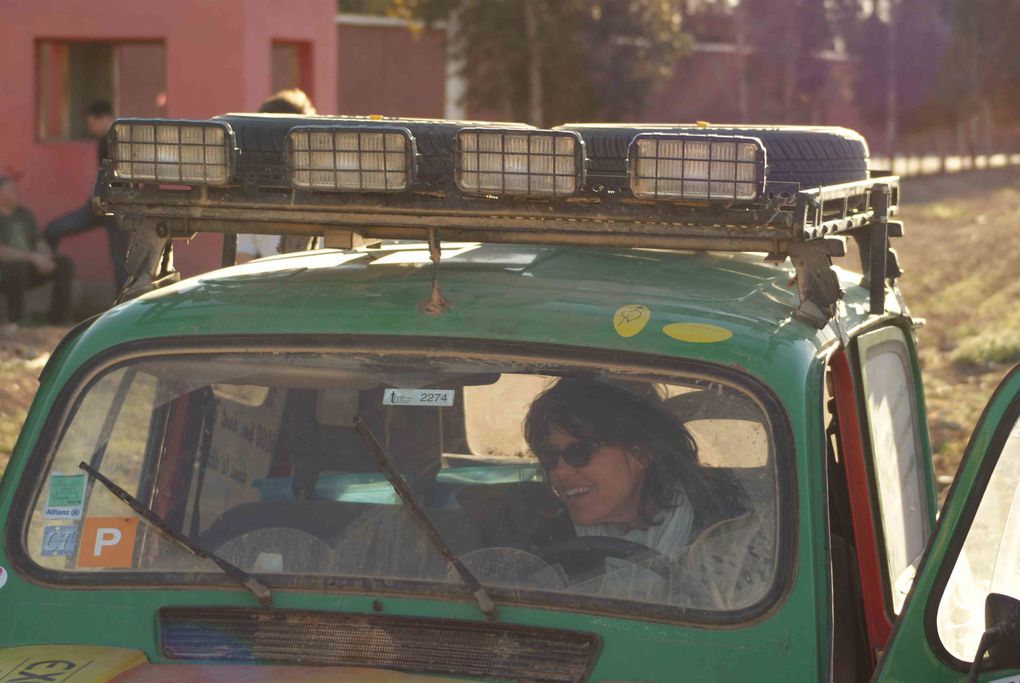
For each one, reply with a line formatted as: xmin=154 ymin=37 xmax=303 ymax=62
xmin=77 ymin=517 xmax=138 ymax=569
xmin=43 ymin=473 xmax=86 ymax=520
xmin=662 ymin=322 xmax=733 ymax=343
xmin=41 ymin=525 xmax=79 ymax=557
xmin=614 ymin=304 xmax=651 ymax=337
xmin=383 ymin=388 xmax=455 ymax=407
xmin=0 ymin=565 xmax=6 ymax=590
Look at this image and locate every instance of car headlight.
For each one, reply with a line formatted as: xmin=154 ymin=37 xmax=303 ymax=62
xmin=628 ymin=133 xmax=766 ymax=201
xmin=455 ymin=128 xmax=585 ymax=197
xmin=111 ymin=120 xmax=235 ymax=185
xmin=288 ymin=126 xmax=417 ymax=192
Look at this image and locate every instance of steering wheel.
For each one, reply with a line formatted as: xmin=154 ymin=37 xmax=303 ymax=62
xmin=212 ymin=527 xmax=337 ymax=574
xmin=536 ymin=536 xmax=675 ymax=582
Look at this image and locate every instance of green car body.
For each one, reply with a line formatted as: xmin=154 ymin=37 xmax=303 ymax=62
xmin=4 ymin=247 xmax=843 ymax=680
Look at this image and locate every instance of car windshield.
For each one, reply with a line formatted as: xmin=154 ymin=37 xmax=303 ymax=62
xmin=25 ymin=345 xmax=785 ymax=618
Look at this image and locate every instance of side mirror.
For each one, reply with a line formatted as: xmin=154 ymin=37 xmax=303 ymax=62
xmin=985 ymin=593 xmax=1020 ymax=668
xmin=966 ymin=593 xmax=1020 ymax=683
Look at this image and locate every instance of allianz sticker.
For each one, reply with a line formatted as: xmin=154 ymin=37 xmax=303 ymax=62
xmin=42 ymin=525 xmax=79 ymax=557
xmin=0 ymin=565 xmax=7 ymax=589
xmin=383 ymin=388 xmax=455 ymax=407
xmin=44 ymin=472 xmax=86 ymax=520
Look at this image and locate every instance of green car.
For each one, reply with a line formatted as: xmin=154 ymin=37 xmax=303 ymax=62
xmin=1 ymin=117 xmax=1018 ymax=683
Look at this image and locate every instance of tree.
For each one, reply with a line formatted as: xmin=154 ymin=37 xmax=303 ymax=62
xmin=846 ymin=0 xmax=1020 ymax=156
xmin=934 ymin=0 xmax=1020 ymax=152
xmin=736 ymin=0 xmax=836 ymax=123
xmin=391 ymin=0 xmax=690 ymax=126
xmin=678 ymin=0 xmax=862 ymax=124
xmin=844 ymin=0 xmax=953 ymax=154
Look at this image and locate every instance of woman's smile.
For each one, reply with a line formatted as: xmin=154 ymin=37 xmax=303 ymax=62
xmin=560 ymin=485 xmax=594 ymax=499
xmin=545 ymin=426 xmax=649 ymax=527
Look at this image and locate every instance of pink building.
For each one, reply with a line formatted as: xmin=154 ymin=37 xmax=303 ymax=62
xmin=336 ymin=14 xmax=451 ymax=119
xmin=0 ymin=0 xmax=337 ymax=301
xmin=3 ymin=5 xmax=894 ymax=308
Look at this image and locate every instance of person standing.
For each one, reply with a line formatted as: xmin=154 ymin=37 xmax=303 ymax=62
xmin=236 ymin=89 xmax=318 ymax=262
xmin=0 ymin=174 xmax=74 ymax=326
xmin=44 ymin=100 xmax=129 ymax=290
xmin=257 ymin=88 xmax=317 ymax=116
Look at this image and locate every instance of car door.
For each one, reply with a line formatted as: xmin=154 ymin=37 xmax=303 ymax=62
xmin=852 ymin=326 xmax=938 ymax=618
xmin=874 ymin=362 xmax=1020 ymax=682
xmin=827 ymin=324 xmax=938 ymax=670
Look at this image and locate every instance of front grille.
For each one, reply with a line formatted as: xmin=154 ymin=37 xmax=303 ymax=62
xmin=160 ymin=607 xmax=599 ymax=682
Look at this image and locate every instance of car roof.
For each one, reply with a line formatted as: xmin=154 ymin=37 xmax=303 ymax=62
xmin=63 ymin=244 xmax=896 ymax=396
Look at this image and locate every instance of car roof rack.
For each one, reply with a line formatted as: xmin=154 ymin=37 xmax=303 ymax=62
xmin=94 ymin=115 xmax=902 ymax=328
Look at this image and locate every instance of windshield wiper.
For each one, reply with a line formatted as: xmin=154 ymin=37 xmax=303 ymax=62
xmin=78 ymin=461 xmax=272 ymax=608
xmin=353 ymin=417 xmax=498 ymax=621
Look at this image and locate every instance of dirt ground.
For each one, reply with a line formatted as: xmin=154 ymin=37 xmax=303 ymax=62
xmin=894 ymin=167 xmax=1020 ymax=481
xmin=1 ymin=166 xmax=1019 ymax=479
xmin=1 ymin=325 xmax=70 ymax=473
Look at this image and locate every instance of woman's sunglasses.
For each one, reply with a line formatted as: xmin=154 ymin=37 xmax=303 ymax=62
xmin=533 ymin=440 xmax=606 ymax=471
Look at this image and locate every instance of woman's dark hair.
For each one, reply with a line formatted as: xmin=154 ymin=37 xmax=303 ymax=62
xmin=524 ymin=377 xmax=745 ymax=531
xmin=258 ymin=88 xmax=316 ymax=115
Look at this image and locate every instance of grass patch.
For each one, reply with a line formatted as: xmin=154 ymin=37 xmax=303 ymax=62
xmin=950 ymin=326 xmax=1020 ymax=367
xmin=925 ymin=203 xmax=969 ymax=221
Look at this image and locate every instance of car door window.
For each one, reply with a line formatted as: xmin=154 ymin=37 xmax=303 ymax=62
xmin=936 ymin=414 xmax=1020 ymax=661
xmin=857 ymin=325 xmax=933 ymax=614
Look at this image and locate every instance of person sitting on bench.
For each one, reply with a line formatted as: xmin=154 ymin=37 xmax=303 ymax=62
xmin=0 ymin=173 xmax=73 ymax=326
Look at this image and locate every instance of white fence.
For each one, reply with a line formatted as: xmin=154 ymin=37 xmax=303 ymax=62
xmin=869 ymin=154 xmax=1020 ymax=177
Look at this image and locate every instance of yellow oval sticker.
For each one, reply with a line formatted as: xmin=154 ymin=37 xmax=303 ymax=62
xmin=613 ymin=304 xmax=651 ymax=338
xmin=662 ymin=322 xmax=733 ymax=343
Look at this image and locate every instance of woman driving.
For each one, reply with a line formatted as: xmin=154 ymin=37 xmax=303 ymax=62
xmin=524 ymin=377 xmax=744 ymax=600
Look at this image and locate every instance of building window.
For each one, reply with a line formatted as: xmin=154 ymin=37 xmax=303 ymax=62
xmin=271 ymin=41 xmax=312 ymax=95
xmin=36 ymin=40 xmax=167 ymax=141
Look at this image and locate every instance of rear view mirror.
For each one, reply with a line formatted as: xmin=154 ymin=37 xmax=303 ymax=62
xmin=966 ymin=593 xmax=1020 ymax=683
xmin=985 ymin=593 xmax=1020 ymax=668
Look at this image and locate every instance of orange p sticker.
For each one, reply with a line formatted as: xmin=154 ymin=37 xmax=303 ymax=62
xmin=77 ymin=517 xmax=138 ymax=568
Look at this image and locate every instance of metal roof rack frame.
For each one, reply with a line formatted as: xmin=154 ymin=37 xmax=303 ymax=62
xmin=94 ymin=117 xmax=902 ymax=329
